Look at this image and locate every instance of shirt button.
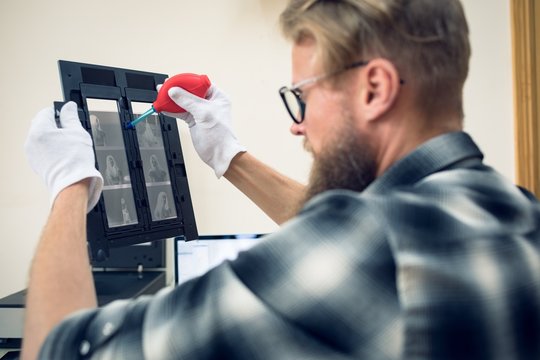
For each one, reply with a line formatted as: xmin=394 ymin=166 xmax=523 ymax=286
xmin=102 ymin=322 xmax=115 ymax=337
xmin=80 ymin=340 xmax=91 ymax=356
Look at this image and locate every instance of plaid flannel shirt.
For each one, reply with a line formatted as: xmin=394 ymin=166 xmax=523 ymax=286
xmin=39 ymin=131 xmax=540 ymax=359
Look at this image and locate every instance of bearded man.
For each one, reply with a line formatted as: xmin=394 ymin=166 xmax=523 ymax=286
xmin=22 ymin=1 xmax=540 ymax=359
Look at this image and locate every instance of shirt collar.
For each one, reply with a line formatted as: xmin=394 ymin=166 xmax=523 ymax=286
xmin=365 ymin=131 xmax=484 ymax=194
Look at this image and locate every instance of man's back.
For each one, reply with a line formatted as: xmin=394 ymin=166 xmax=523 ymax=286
xmin=232 ymin=131 xmax=540 ymax=359
xmin=376 ymin=161 xmax=540 ymax=359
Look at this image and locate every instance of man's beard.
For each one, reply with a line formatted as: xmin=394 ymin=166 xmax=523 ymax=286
xmin=297 ymin=113 xmax=377 ymax=212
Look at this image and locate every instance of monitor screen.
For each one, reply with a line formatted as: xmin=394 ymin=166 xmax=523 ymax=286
xmin=174 ymin=234 xmax=266 ymax=285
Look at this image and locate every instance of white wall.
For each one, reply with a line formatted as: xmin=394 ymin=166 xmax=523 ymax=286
xmin=0 ymin=0 xmax=514 ymax=298
xmin=462 ymin=0 xmax=514 ymax=178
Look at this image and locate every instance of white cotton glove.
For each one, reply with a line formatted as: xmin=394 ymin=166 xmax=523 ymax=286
xmin=160 ymin=84 xmax=246 ymax=178
xmin=24 ymin=102 xmax=104 ymax=213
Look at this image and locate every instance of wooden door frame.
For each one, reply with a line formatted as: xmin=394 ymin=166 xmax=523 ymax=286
xmin=511 ymin=0 xmax=540 ymax=195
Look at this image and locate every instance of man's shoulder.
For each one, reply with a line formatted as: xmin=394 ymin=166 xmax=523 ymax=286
xmin=412 ymin=165 xmax=538 ymax=211
xmin=377 ymin=166 xmax=540 ymax=241
xmin=303 ymin=165 xmax=540 ymax=239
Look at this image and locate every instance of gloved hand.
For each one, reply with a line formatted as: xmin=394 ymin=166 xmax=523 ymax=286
xmin=24 ymin=102 xmax=103 ymax=213
xmin=160 ymin=84 xmax=246 ymax=178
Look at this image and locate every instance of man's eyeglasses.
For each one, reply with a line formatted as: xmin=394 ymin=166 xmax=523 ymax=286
xmin=279 ymin=61 xmax=368 ymax=124
xmin=278 ymin=61 xmax=404 ymax=124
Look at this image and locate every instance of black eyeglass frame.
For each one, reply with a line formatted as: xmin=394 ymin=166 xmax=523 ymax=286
xmin=279 ymin=61 xmax=368 ymax=124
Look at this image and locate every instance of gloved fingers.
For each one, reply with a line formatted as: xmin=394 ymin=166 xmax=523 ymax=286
xmin=25 ymin=107 xmax=53 ymax=159
xmin=168 ymin=87 xmax=207 ymax=112
xmin=185 ymin=115 xmax=196 ymax=128
xmin=156 ymin=77 xmax=169 ymax=92
xmin=205 ymin=84 xmax=219 ymax=99
xmin=59 ymin=101 xmax=83 ymax=129
xmin=205 ymin=84 xmax=229 ymax=102
xmin=29 ymin=107 xmax=56 ymax=132
xmin=181 ymin=113 xmax=196 ymax=128
xmin=161 ymin=111 xmax=196 ymax=127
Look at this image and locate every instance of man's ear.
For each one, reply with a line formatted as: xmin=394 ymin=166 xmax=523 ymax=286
xmin=357 ymin=59 xmax=401 ymax=122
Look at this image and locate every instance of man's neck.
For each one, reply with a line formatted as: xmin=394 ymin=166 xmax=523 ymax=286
xmin=374 ymin=112 xmax=463 ymax=177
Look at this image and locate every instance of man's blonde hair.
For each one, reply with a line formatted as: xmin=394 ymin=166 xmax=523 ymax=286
xmin=280 ymin=0 xmax=471 ymax=118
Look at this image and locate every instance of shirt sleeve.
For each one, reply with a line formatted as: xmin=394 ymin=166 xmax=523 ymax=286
xmin=38 ymin=296 xmax=150 ymax=359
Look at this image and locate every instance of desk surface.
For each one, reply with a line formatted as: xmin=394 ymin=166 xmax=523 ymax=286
xmin=0 ymin=349 xmax=19 ymax=359
xmin=0 ymin=270 xmax=167 ymax=358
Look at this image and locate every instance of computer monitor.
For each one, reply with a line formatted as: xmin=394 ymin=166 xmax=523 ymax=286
xmin=174 ymin=234 xmax=266 ymax=285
